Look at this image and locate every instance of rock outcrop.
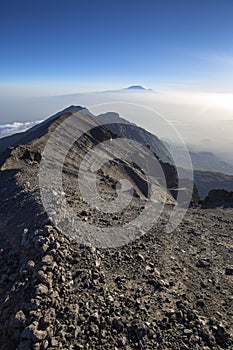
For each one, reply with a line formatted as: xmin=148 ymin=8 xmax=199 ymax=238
xmin=203 ymin=189 xmax=233 ymax=208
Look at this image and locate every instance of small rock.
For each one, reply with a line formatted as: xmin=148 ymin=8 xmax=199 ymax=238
xmin=136 ymin=253 xmax=145 ymax=261
xmin=51 ymin=338 xmax=59 ymax=347
xmin=107 ymin=295 xmax=114 ymax=303
xmin=90 ymin=312 xmax=99 ymax=323
xmin=32 ymin=330 xmax=47 ymax=342
xmin=117 ymin=336 xmax=127 ymax=346
xmin=145 ymin=265 xmax=152 ymax=272
xmin=89 ymin=323 xmax=99 ymax=335
xmin=113 ymin=318 xmax=124 ymax=332
xmin=225 ymin=266 xmax=233 ymax=276
xmin=153 ymin=268 xmax=161 ymax=277
xmin=35 ymin=284 xmax=49 ymax=295
xmin=26 ymin=260 xmax=35 ymax=269
xmin=196 ymin=299 xmax=205 ymax=308
xmin=128 ymin=319 xmax=147 ymax=341
xmin=95 ymin=258 xmax=101 ymax=267
xmin=196 ymin=259 xmax=211 ymax=268
xmin=41 ymin=255 xmax=53 ymax=265
xmin=41 ymin=243 xmax=49 ymax=253
xmin=183 ymin=328 xmax=192 ymax=335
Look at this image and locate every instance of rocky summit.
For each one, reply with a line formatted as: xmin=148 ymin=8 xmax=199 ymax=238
xmin=0 ymin=107 xmax=232 ymax=350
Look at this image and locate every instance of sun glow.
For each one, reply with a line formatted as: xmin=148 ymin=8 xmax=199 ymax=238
xmin=204 ymin=93 xmax=233 ymax=111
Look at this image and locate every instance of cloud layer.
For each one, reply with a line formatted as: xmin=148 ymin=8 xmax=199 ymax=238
xmin=0 ymin=120 xmax=43 ymax=138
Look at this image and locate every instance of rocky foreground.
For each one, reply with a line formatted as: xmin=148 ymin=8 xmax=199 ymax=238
xmin=0 ymin=108 xmax=232 ymax=349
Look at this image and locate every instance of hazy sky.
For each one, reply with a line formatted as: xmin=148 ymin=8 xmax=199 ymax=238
xmin=1 ymin=0 xmax=233 ymax=94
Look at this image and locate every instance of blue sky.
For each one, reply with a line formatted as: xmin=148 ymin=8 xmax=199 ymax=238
xmin=1 ymin=0 xmax=233 ymax=93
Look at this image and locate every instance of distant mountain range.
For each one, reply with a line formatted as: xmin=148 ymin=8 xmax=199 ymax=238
xmin=172 ymin=146 xmax=233 ymax=175
xmin=100 ymin=85 xmax=155 ymax=93
xmin=190 ymin=151 xmax=233 ymax=175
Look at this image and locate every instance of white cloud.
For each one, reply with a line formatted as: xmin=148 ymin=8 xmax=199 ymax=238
xmin=0 ymin=120 xmax=43 ymax=138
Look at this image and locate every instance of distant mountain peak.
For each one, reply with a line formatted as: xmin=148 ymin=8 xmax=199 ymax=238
xmin=124 ymin=85 xmax=152 ymax=91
